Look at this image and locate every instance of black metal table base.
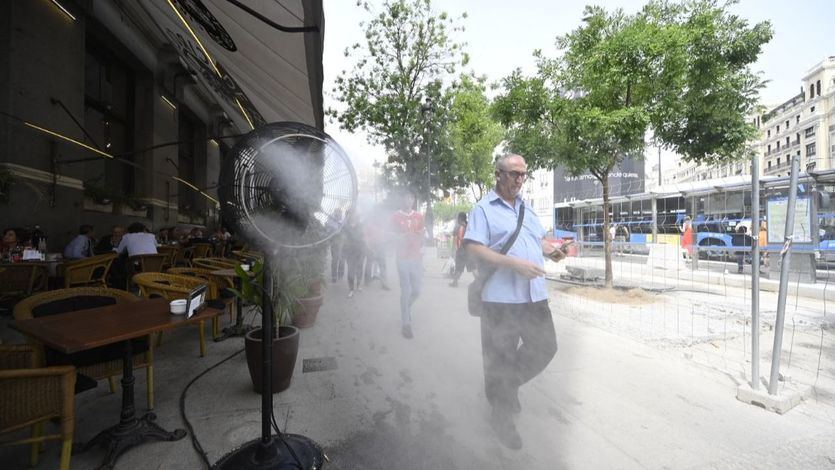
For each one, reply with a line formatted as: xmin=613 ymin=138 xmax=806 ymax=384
xmin=75 ymin=412 xmax=186 ymax=470
xmin=75 ymin=337 xmax=186 ymax=469
xmin=215 ymin=322 xmax=253 ymax=341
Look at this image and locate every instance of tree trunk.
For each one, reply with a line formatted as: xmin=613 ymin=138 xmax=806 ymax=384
xmin=425 ymin=199 xmax=435 ymax=245
xmin=602 ymin=172 xmax=613 ymax=288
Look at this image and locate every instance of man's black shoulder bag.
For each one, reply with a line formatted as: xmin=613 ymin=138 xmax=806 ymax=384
xmin=467 ymin=204 xmax=525 ymax=317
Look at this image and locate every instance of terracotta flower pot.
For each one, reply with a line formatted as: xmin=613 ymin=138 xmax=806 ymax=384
xmin=292 ymin=294 xmax=323 ymax=329
xmin=244 ymin=326 xmax=299 ymax=394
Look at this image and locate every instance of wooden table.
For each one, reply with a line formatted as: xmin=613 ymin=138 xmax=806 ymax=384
xmin=14 ymin=297 xmax=224 ymax=469
xmin=211 ymin=268 xmax=253 ymax=341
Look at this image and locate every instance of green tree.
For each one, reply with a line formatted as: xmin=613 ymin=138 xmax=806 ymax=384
xmin=330 ymin=0 xmax=469 ymax=239
xmin=443 ymin=75 xmax=504 ymax=200
xmin=494 ymin=0 xmax=772 ymax=287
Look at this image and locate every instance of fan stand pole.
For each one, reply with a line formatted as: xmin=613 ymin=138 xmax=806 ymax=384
xmin=214 ymin=259 xmax=324 ymax=469
xmin=256 ymin=264 xmax=279 ymax=460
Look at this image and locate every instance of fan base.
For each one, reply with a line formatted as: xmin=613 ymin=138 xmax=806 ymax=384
xmin=214 ymin=434 xmax=324 ymax=469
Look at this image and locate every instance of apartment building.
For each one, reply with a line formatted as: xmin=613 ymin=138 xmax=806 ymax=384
xmin=760 ymin=57 xmax=835 ymax=177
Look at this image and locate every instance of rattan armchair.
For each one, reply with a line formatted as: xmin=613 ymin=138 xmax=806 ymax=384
xmin=132 ymin=272 xmax=219 ymax=357
xmin=156 ymin=246 xmax=178 ymax=269
xmin=13 ymin=288 xmax=155 ymax=409
xmin=166 ymin=267 xmax=235 ymax=337
xmin=126 ymin=254 xmax=169 ymax=290
xmin=0 ymin=263 xmax=48 ymax=305
xmin=0 ymin=344 xmax=75 ymax=470
xmin=62 ymin=253 xmax=117 ymax=288
xmin=190 ymin=243 xmax=214 ymax=259
xmin=192 ymin=257 xmax=239 ymax=270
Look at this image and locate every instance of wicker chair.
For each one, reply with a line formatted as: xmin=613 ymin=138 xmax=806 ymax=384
xmin=132 ymin=273 xmax=219 ymax=357
xmin=126 ymin=254 xmax=169 ymax=290
xmin=173 ymin=246 xmax=195 ymax=267
xmin=156 ymin=246 xmax=178 ymax=269
xmin=192 ymin=257 xmax=239 ymax=270
xmin=190 ymin=243 xmax=214 ymax=259
xmin=166 ymin=267 xmax=235 ymax=337
xmin=0 ymin=263 xmax=48 ymax=307
xmin=13 ymin=288 xmax=155 ymax=409
xmin=0 ymin=344 xmax=75 ymax=470
xmin=62 ymin=253 xmax=117 ymax=288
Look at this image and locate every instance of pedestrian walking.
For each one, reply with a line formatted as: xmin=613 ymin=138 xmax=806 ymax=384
xmin=343 ymin=209 xmax=366 ymax=298
xmin=680 ymin=216 xmax=695 ymax=260
xmin=329 ymin=208 xmax=346 ymax=282
xmin=363 ymin=208 xmax=390 ymax=290
xmin=391 ymin=191 xmax=424 ymax=339
xmin=464 ymin=154 xmax=565 ymax=450
xmin=449 ymin=212 xmax=470 ymax=287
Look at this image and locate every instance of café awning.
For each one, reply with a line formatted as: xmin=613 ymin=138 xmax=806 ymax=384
xmin=127 ymin=0 xmax=324 ymax=132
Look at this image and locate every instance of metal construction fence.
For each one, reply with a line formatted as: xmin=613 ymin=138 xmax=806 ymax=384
xmin=550 ymin=241 xmax=835 ymax=400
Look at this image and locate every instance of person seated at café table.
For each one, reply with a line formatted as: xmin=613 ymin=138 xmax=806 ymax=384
xmin=1 ymin=227 xmax=23 ymax=259
xmin=63 ymin=224 xmax=95 ymax=260
xmin=114 ymin=222 xmax=158 ymax=257
xmin=95 ymin=225 xmax=125 ymax=254
xmin=186 ymin=227 xmax=211 ymax=245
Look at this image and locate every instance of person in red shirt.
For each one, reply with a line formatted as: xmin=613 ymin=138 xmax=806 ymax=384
xmin=391 ymin=191 xmax=425 ymax=339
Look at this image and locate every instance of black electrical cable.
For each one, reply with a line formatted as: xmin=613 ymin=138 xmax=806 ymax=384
xmin=225 ymin=0 xmax=319 ymax=33
xmin=179 ymin=347 xmax=246 ymax=469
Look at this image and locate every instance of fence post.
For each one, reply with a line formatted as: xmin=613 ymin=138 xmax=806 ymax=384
xmin=768 ymin=156 xmax=799 ymax=395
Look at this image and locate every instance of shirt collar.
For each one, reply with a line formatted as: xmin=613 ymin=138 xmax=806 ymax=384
xmin=487 ymin=189 xmax=523 ymax=211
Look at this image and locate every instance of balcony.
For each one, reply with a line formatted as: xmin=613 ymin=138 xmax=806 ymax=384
xmin=764 ymin=161 xmax=789 ymax=174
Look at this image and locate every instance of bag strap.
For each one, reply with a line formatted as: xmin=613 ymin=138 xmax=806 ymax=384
xmin=498 ymin=203 xmax=525 ymax=255
xmin=478 ymin=203 xmax=525 ymax=280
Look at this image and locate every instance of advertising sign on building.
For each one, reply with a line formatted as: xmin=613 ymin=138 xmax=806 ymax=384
xmin=553 ymin=155 xmax=645 ymax=203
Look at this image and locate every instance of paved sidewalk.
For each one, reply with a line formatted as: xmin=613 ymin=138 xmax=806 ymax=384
xmin=2 ymin=254 xmax=834 ymax=469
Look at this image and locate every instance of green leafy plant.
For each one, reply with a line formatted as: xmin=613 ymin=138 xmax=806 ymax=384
xmin=230 ymin=259 xmax=307 ymax=328
xmin=83 ymin=180 xmax=117 ymax=204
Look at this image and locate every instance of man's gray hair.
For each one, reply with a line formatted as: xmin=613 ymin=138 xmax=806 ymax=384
xmin=495 ymin=154 xmax=524 ymax=171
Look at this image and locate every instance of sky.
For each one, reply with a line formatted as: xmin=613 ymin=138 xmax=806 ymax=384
xmin=321 ymin=0 xmax=834 ymax=174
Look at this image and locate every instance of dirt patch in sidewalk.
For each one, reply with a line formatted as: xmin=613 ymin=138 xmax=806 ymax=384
xmin=562 ymin=286 xmax=658 ymax=305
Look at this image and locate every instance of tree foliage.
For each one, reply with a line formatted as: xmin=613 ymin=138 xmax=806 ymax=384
xmin=493 ymin=0 xmax=772 ymax=286
xmin=443 ymin=75 xmax=504 ymax=199
xmin=329 ymin=0 xmax=468 ymax=198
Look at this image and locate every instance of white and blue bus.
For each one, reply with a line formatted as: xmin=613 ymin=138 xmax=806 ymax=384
xmin=553 ymin=171 xmax=835 ymax=259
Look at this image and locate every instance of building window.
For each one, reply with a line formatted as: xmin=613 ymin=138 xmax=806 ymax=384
xmin=777 ymin=157 xmax=781 ymax=166
xmin=805 ymin=127 xmax=816 ymax=138
xmin=777 ymin=141 xmax=781 ymax=150
xmin=796 ymin=115 xmax=800 ymax=123
xmin=811 ymin=106 xmax=816 ymax=113
xmin=768 ymin=161 xmax=772 ymax=169
xmin=767 ymin=130 xmax=771 ymax=138
xmin=807 ymin=143 xmax=816 ymax=157
xmin=786 ymin=137 xmax=790 ymax=146
xmin=817 ymin=80 xmax=821 ymax=96
xmin=785 ymin=120 xmax=789 ymax=129
xmin=768 ymin=144 xmax=771 ymax=153
xmin=777 ymin=125 xmax=780 ymax=133
xmin=84 ymin=35 xmax=136 ymax=195
xmin=810 ymin=84 xmax=815 ymax=98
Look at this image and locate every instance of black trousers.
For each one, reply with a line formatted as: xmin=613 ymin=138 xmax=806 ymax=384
xmin=480 ymin=300 xmax=558 ymax=412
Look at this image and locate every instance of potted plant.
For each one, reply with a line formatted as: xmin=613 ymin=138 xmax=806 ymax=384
xmin=232 ymin=259 xmax=305 ymax=394
xmin=283 ymin=244 xmax=327 ymax=329
xmin=82 ymin=179 xmax=116 ymax=213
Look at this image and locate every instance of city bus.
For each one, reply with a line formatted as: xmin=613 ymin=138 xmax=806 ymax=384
xmin=553 ymin=170 xmax=835 ymax=259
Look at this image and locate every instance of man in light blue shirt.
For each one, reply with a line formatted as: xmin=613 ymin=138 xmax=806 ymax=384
xmin=464 ymin=154 xmax=564 ymax=450
xmin=63 ymin=225 xmax=95 ymax=260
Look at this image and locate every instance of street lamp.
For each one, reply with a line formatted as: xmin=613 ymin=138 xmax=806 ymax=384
xmin=420 ymin=97 xmax=435 ymax=244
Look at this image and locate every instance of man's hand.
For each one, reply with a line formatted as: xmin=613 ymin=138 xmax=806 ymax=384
xmin=510 ymin=258 xmax=546 ymax=279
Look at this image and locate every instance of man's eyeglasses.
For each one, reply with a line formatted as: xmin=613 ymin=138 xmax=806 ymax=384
xmin=500 ymin=170 xmax=531 ymax=181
